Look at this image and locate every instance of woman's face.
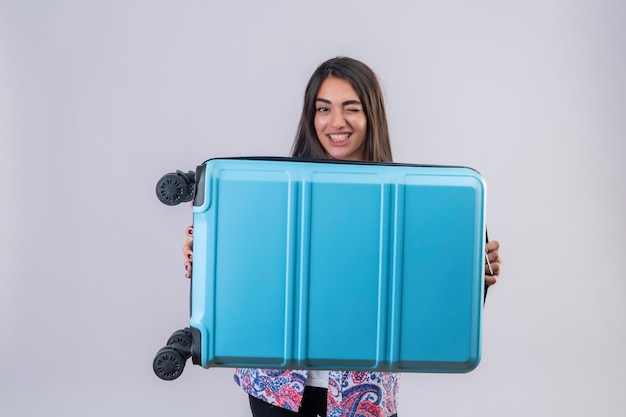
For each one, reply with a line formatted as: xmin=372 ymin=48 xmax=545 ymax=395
xmin=314 ymin=76 xmax=367 ymax=161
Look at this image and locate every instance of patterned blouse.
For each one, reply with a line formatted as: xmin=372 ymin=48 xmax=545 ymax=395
xmin=234 ymin=368 xmax=399 ymax=417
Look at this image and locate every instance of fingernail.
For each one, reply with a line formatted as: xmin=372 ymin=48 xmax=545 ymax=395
xmin=187 ymin=253 xmax=192 ymax=260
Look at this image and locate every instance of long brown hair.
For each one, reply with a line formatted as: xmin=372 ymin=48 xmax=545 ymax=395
xmin=291 ymin=57 xmax=393 ymax=162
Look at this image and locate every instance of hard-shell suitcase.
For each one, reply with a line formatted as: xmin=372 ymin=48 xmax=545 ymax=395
xmin=153 ymin=157 xmax=487 ymax=380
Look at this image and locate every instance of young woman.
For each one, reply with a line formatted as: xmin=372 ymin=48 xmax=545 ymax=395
xmin=182 ymin=57 xmax=502 ymax=417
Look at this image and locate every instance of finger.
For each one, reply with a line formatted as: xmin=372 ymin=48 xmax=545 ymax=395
xmin=186 ymin=225 xmax=194 ymax=236
xmin=484 ymin=260 xmax=499 ymax=287
xmin=488 ymin=249 xmax=502 ymax=268
xmin=183 ymin=243 xmax=193 ymax=279
xmin=485 ymin=240 xmax=499 ymax=253
xmin=487 ymin=250 xmax=501 ymax=265
xmin=182 ymin=232 xmax=193 ymax=259
xmin=488 ymin=261 xmax=501 ymax=276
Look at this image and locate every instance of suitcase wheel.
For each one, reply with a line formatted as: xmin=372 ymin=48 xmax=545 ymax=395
xmin=167 ymin=328 xmax=193 ymax=352
xmin=155 ymin=171 xmax=196 ymax=206
xmin=153 ymin=346 xmax=186 ymax=381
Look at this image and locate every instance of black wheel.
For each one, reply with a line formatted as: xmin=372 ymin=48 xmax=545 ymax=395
xmin=155 ymin=171 xmax=195 ymax=206
xmin=180 ymin=171 xmax=196 ymax=202
xmin=167 ymin=328 xmax=192 ymax=350
xmin=153 ymin=347 xmax=186 ymax=381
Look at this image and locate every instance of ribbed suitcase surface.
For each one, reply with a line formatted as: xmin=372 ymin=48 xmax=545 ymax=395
xmin=190 ymin=158 xmax=486 ymax=373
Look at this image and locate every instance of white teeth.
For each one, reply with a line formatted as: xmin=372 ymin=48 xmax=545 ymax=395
xmin=329 ymin=134 xmax=349 ymax=140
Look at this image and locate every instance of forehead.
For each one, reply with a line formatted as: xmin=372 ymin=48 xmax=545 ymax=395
xmin=317 ymin=76 xmax=360 ymax=101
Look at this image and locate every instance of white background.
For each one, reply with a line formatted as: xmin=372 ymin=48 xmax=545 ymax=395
xmin=1 ymin=1 xmax=624 ymax=416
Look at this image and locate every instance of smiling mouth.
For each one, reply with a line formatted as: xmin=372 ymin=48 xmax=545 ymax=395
xmin=328 ymin=133 xmax=350 ymax=143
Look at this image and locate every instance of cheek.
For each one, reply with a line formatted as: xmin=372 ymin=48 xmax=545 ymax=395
xmin=351 ymin=116 xmax=367 ymax=138
xmin=360 ymin=118 xmax=368 ymax=133
xmin=313 ymin=115 xmax=324 ymax=134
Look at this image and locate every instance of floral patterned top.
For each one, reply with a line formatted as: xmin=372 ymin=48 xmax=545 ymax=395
xmin=234 ymin=368 xmax=399 ymax=417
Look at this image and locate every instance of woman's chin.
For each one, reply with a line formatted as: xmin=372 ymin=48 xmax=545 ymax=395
xmin=326 ymin=149 xmax=363 ymax=161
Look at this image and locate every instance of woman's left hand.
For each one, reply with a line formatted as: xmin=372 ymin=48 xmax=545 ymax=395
xmin=484 ymin=240 xmax=502 ymax=287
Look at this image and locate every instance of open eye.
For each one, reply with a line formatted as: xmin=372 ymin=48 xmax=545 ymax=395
xmin=316 ymin=106 xmax=329 ymax=113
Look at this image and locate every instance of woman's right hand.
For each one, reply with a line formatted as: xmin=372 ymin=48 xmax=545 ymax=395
xmin=183 ymin=225 xmax=193 ymax=278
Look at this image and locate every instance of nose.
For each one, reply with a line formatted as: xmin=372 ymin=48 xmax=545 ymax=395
xmin=330 ymin=109 xmax=346 ymax=128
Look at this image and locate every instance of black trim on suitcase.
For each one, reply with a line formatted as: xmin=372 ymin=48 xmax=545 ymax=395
xmin=201 ymin=155 xmax=481 ymax=174
xmin=190 ymin=326 xmax=202 ymax=366
xmin=193 ymin=163 xmax=207 ymax=207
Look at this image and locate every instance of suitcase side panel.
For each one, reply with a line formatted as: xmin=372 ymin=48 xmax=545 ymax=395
xmin=191 ymin=166 xmax=298 ymax=367
xmin=301 ymin=171 xmax=389 ymax=368
xmin=391 ymin=173 xmax=484 ymax=371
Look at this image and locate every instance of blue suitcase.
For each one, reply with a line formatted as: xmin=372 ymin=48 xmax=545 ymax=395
xmin=153 ymin=157 xmax=487 ymax=380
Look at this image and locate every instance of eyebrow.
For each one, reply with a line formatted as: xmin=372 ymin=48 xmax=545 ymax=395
xmin=316 ymin=98 xmax=362 ymax=106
